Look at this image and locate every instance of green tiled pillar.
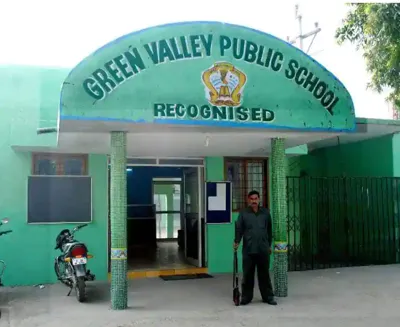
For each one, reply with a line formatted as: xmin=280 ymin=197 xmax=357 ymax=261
xmin=110 ymin=132 xmax=128 ymax=310
xmin=271 ymin=138 xmax=288 ymax=297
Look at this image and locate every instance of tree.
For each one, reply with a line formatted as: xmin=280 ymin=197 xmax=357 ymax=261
xmin=335 ymin=3 xmax=400 ymax=109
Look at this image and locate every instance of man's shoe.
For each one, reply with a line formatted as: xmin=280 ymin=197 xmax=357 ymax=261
xmin=240 ymin=299 xmax=252 ymax=305
xmin=263 ymin=298 xmax=277 ymax=305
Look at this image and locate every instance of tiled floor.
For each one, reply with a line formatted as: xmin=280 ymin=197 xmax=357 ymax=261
xmin=128 ymin=241 xmax=194 ymax=270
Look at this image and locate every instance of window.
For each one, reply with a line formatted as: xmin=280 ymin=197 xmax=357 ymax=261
xmin=32 ymin=153 xmax=88 ymax=175
xmin=225 ymin=158 xmax=268 ymax=211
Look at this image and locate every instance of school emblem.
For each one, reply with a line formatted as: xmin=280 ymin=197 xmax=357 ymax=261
xmin=201 ymin=62 xmax=247 ymax=107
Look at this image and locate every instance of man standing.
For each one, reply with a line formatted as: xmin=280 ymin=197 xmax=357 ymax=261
xmin=233 ymin=190 xmax=277 ymax=305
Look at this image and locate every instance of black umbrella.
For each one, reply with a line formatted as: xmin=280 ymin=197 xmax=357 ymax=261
xmin=233 ymin=250 xmax=241 ymax=306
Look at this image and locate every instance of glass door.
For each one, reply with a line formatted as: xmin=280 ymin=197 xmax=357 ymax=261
xmin=152 ymin=180 xmax=182 ymax=240
xmin=183 ymin=167 xmax=204 ymax=267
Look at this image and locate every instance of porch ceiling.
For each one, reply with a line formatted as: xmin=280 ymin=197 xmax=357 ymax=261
xmin=14 ymin=120 xmax=400 ymax=157
xmin=18 ymin=120 xmax=339 ymax=157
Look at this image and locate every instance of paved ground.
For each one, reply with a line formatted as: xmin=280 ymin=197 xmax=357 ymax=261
xmin=1 ymin=265 xmax=400 ymax=327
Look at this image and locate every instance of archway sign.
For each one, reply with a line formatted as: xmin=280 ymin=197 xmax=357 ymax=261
xmin=60 ymin=21 xmax=355 ymax=131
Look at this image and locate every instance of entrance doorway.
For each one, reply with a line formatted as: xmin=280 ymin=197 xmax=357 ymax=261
xmin=107 ymin=158 xmax=205 ymax=273
xmin=153 ymin=179 xmax=182 ymax=241
xmin=149 ymin=178 xmax=185 ymax=270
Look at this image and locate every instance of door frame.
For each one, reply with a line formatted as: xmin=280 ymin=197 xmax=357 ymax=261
xmin=107 ymin=158 xmax=206 ymax=272
xmin=183 ymin=166 xmax=205 ymax=267
xmin=198 ymin=166 xmax=205 ymax=268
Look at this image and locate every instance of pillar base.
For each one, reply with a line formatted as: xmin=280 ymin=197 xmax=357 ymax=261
xmin=111 ymin=259 xmax=128 ymax=310
xmin=273 ymin=252 xmax=288 ymax=297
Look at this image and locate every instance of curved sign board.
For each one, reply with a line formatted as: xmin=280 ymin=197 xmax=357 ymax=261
xmin=60 ymin=21 xmax=355 ymax=131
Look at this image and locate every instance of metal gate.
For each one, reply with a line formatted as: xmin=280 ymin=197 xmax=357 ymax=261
xmin=286 ymin=176 xmax=400 ymax=271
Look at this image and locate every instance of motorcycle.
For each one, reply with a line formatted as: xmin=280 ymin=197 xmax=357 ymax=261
xmin=0 ymin=218 xmax=12 ymax=287
xmin=54 ymin=224 xmax=95 ymax=302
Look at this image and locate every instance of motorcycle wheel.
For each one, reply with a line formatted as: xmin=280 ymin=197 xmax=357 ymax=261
xmin=54 ymin=259 xmax=71 ymax=287
xmin=75 ymin=276 xmax=86 ymax=303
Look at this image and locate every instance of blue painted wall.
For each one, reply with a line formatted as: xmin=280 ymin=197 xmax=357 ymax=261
xmin=127 ymin=166 xmax=183 ymax=205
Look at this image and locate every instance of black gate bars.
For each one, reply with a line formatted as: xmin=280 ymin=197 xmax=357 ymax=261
xmin=286 ymin=176 xmax=400 ymax=271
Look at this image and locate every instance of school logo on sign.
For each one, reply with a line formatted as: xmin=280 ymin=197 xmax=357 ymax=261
xmin=152 ymin=60 xmax=273 ymax=123
xmin=201 ymin=62 xmax=247 ymax=107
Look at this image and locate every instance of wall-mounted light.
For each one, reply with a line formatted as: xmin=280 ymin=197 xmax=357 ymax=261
xmin=204 ymin=134 xmax=210 ymax=147
xmin=126 ymin=168 xmax=133 ymax=172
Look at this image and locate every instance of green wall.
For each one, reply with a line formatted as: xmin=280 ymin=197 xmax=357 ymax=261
xmin=0 ymin=65 xmax=109 ymax=286
xmin=0 ymin=154 xmax=108 ymax=286
xmin=286 ymin=134 xmax=397 ymax=265
xmin=391 ymin=134 xmax=400 ymax=176
xmin=0 ymin=65 xmax=69 ymax=147
xmin=205 ymin=157 xmax=242 ymax=273
xmin=205 ymin=157 xmax=274 ymax=274
xmin=205 ymin=135 xmax=397 ymax=275
xmin=288 ymin=134 xmax=394 ymax=177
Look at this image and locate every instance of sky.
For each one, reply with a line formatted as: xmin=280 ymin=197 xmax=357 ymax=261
xmin=0 ymin=0 xmax=393 ymax=119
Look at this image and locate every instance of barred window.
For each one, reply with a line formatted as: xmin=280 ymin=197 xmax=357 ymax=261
xmin=32 ymin=153 xmax=88 ymax=175
xmin=225 ymin=158 xmax=268 ymax=211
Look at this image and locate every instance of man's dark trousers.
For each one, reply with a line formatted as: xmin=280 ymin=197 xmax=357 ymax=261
xmin=241 ymin=251 xmax=274 ymax=302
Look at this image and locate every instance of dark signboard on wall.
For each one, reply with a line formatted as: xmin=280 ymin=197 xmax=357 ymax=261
xmin=27 ymin=176 xmax=92 ymax=224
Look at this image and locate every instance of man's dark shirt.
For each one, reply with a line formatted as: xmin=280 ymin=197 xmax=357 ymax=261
xmin=234 ymin=206 xmax=273 ymax=255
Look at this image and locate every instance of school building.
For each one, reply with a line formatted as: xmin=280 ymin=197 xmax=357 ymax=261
xmin=1 ymin=21 xmax=400 ymax=310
